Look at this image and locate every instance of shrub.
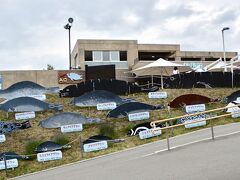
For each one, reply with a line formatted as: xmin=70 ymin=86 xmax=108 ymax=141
xmin=52 ymin=134 xmax=69 ymax=145
xmin=99 ymin=124 xmax=117 ymax=138
xmin=25 ymin=140 xmax=42 ymax=159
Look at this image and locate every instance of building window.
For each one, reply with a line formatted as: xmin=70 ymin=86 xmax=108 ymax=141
xmin=138 ymin=51 xmax=174 ymax=61
xmin=181 ymin=58 xmax=201 ymax=61
xmin=102 ymin=51 xmax=110 ymax=61
xmin=85 ymin=51 xmax=93 ymax=61
xmin=120 ymin=51 xmax=127 ymax=61
xmin=85 ymin=51 xmax=127 ymax=62
xmin=93 ymin=51 xmax=102 ymax=61
xmin=110 ymin=51 xmax=120 ymax=61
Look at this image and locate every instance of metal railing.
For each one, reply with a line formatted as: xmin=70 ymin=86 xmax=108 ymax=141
xmin=150 ymin=104 xmax=240 ymax=150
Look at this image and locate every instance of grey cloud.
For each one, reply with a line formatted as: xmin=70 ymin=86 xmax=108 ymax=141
xmin=0 ymin=0 xmax=239 ymax=70
xmin=212 ymin=9 xmax=238 ymax=25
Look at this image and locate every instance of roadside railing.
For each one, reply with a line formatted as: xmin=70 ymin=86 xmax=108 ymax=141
xmin=150 ymin=104 xmax=240 ymax=150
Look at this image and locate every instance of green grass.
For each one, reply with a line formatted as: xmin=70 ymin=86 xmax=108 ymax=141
xmin=0 ymin=88 xmax=240 ymax=179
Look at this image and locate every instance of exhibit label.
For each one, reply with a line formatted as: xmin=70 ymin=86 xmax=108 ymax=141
xmin=139 ymin=128 xmax=162 ymax=139
xmin=37 ymin=151 xmax=62 ymax=162
xmin=0 ymin=134 xmax=6 ymax=143
xmin=148 ymin=92 xmax=167 ymax=99
xmin=185 ymin=117 xmax=206 ymax=128
xmin=28 ymin=95 xmax=46 ymax=101
xmin=97 ymin=102 xmax=117 ymax=110
xmin=185 ymin=104 xmax=205 ymax=113
xmin=0 ymin=159 xmax=18 ymax=170
xmin=128 ymin=112 xmax=150 ymax=121
xmin=83 ymin=141 xmax=108 ymax=153
xmin=15 ymin=111 xmax=36 ymax=120
xmin=61 ymin=124 xmax=83 ymax=133
xmin=231 ymin=110 xmax=240 ymax=118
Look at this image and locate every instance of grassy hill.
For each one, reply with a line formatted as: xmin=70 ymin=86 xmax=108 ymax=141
xmin=1 ymin=88 xmax=240 ymax=179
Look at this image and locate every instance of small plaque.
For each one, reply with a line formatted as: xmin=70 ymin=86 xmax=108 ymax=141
xmin=185 ymin=104 xmax=205 ymax=113
xmin=148 ymin=92 xmax=167 ymax=99
xmin=231 ymin=110 xmax=240 ymax=118
xmin=0 ymin=134 xmax=6 ymax=143
xmin=61 ymin=124 xmax=83 ymax=133
xmin=37 ymin=151 xmax=62 ymax=162
xmin=0 ymin=159 xmax=18 ymax=170
xmin=139 ymin=128 xmax=162 ymax=139
xmin=15 ymin=111 xmax=35 ymax=120
xmin=83 ymin=141 xmax=108 ymax=153
xmin=185 ymin=117 xmax=206 ymax=129
xmin=128 ymin=112 xmax=150 ymax=121
xmin=97 ymin=102 xmax=117 ymax=110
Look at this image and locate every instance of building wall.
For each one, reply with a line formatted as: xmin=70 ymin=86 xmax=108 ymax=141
xmin=177 ymin=51 xmax=237 ymax=59
xmin=138 ymin=44 xmax=180 ymax=52
xmin=0 ymin=70 xmax=67 ymax=89
xmin=72 ymin=39 xmax=139 ymax=70
xmin=72 ymin=39 xmax=238 ymax=80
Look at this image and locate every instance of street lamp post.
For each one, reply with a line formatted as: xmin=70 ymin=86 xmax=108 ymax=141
xmin=64 ymin=18 xmax=74 ymax=70
xmin=222 ymin=27 xmax=230 ymax=72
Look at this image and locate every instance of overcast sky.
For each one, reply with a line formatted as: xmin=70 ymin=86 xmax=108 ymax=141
xmin=0 ymin=0 xmax=239 ymax=70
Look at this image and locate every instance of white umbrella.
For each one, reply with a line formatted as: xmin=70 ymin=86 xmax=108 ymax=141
xmin=131 ymin=58 xmax=191 ymax=89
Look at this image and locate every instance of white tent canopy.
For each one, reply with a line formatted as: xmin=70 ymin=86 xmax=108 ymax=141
xmin=207 ymin=61 xmax=239 ymax=72
xmin=131 ymin=58 xmax=191 ymax=89
xmin=131 ymin=58 xmax=191 ymax=76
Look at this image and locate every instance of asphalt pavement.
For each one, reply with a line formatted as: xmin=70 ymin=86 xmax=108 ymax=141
xmin=13 ymin=122 xmax=240 ymax=180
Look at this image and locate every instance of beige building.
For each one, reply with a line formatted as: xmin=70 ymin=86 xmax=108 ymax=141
xmin=71 ymin=39 xmax=237 ymax=80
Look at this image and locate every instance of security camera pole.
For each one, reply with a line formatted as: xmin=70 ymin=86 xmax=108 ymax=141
xmin=64 ymin=18 xmax=74 ymax=70
xmin=222 ymin=27 xmax=230 ymax=72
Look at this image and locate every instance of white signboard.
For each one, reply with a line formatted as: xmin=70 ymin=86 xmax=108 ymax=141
xmin=128 ymin=112 xmax=150 ymax=121
xmin=37 ymin=151 xmax=62 ymax=162
xmin=0 ymin=134 xmax=6 ymax=143
xmin=185 ymin=117 xmax=206 ymax=129
xmin=148 ymin=92 xmax=167 ymax=99
xmin=0 ymin=159 xmax=18 ymax=170
xmin=139 ymin=128 xmax=162 ymax=139
xmin=231 ymin=110 xmax=240 ymax=118
xmin=15 ymin=111 xmax=35 ymax=120
xmin=61 ymin=124 xmax=83 ymax=133
xmin=185 ymin=104 xmax=206 ymax=113
xmin=28 ymin=95 xmax=46 ymax=101
xmin=83 ymin=141 xmax=108 ymax=153
xmin=97 ymin=102 xmax=117 ymax=110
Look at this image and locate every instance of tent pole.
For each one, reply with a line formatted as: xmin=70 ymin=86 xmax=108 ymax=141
xmin=231 ymin=60 xmax=233 ymax=88
xmin=161 ymin=72 xmax=163 ymax=89
xmin=151 ymin=75 xmax=153 ymax=87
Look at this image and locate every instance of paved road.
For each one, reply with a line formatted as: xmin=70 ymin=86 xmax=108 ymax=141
xmin=13 ymin=123 xmax=240 ymax=180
